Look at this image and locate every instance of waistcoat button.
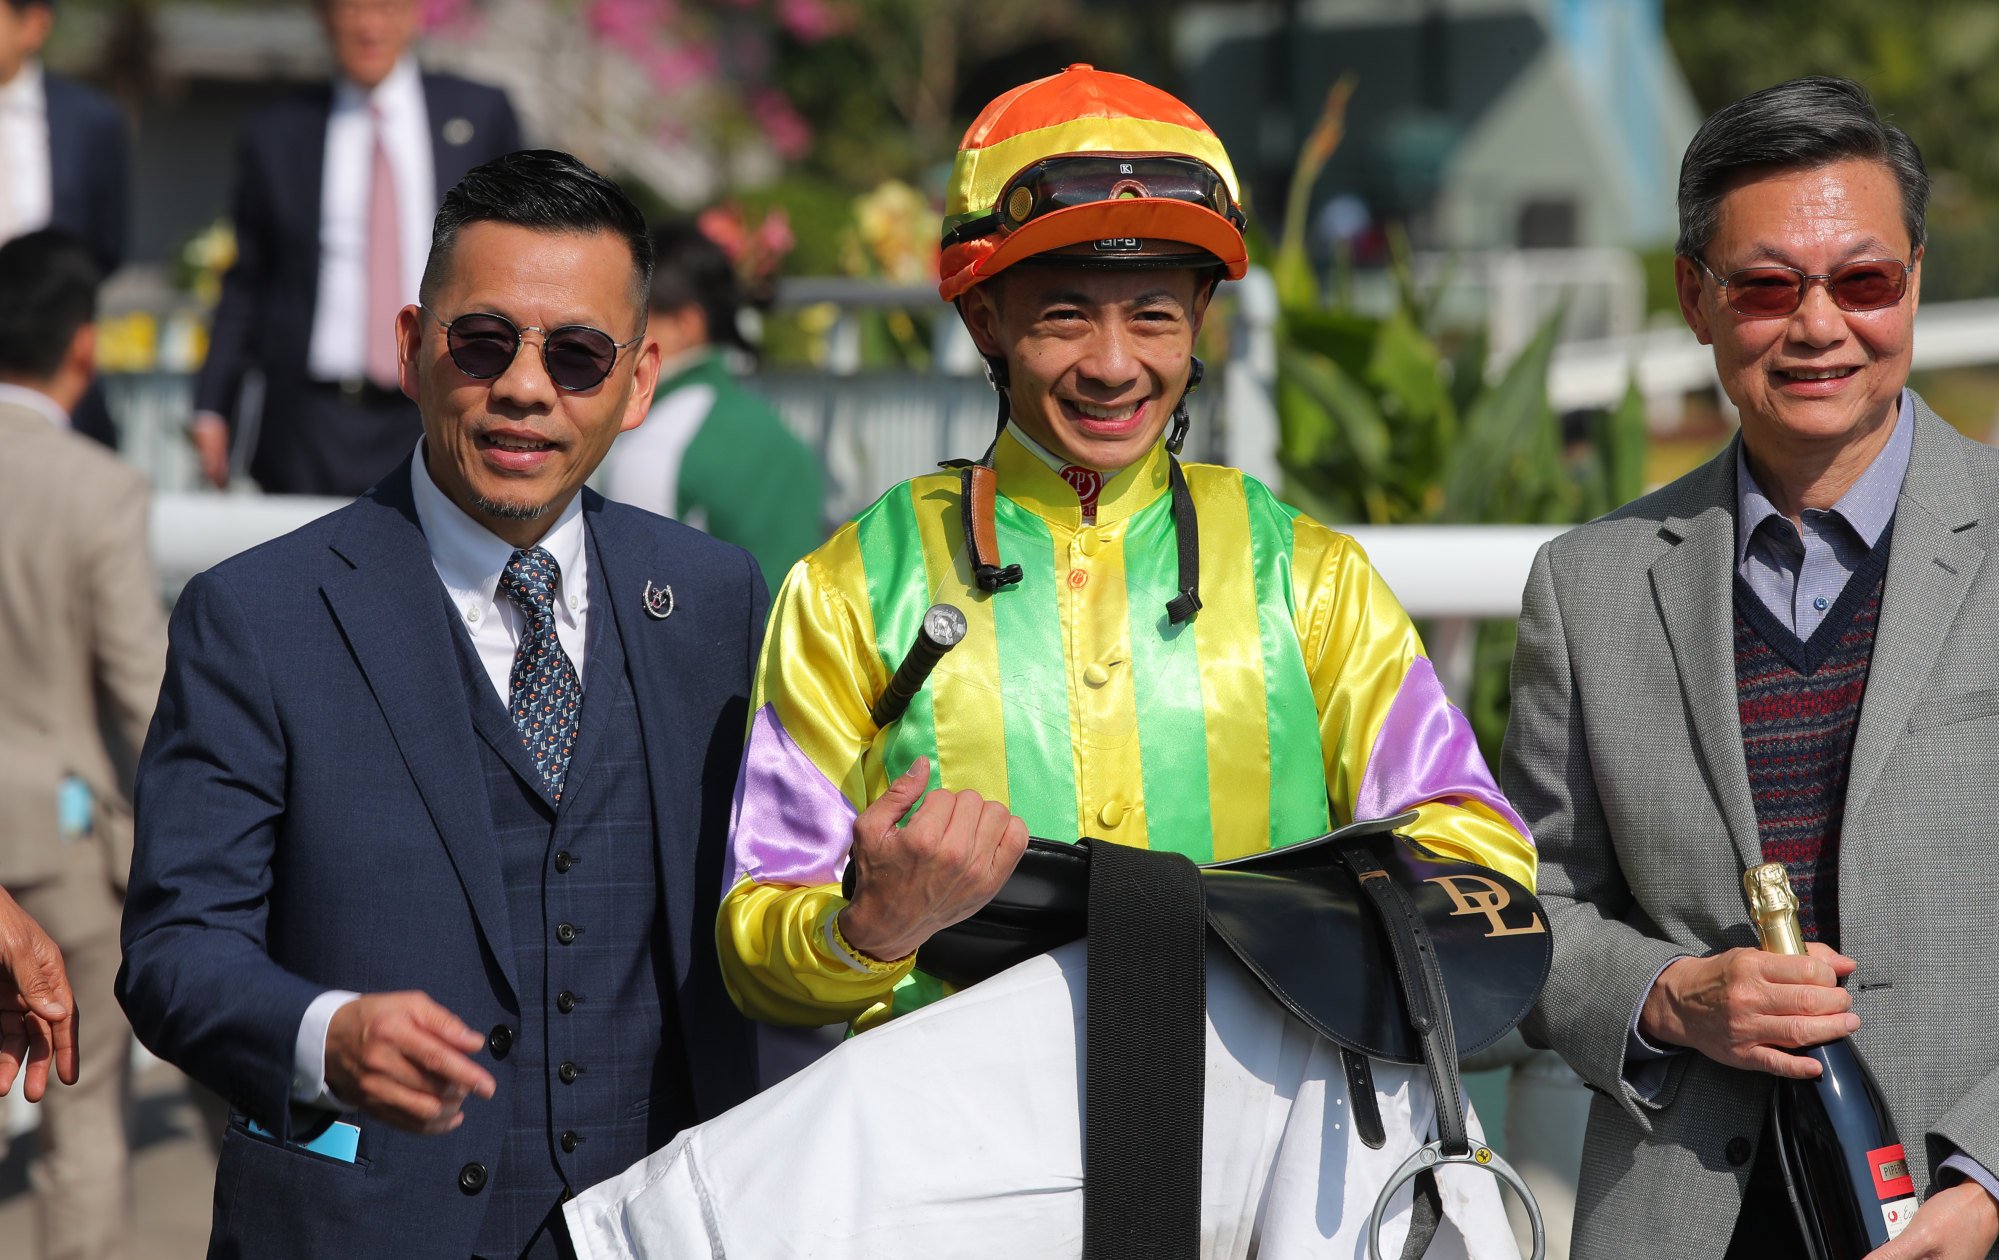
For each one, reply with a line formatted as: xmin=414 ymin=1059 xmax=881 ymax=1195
xmin=561 ymin=1131 xmax=583 ymax=1153
xmin=559 ymin=1061 xmax=581 ymax=1084
xmin=487 ymin=1024 xmax=514 ymax=1058
xmin=557 ymin=991 xmax=579 ymax=1013
xmin=458 ymin=1162 xmax=488 ymax=1194
xmin=1724 ymin=1136 xmax=1752 ymax=1167
xmin=556 ymin=922 xmax=578 ymax=945
xmin=554 ymin=850 xmax=574 ymax=873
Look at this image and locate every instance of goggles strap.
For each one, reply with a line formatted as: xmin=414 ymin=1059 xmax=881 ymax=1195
xmin=1165 ymin=356 xmax=1204 ymax=455
xmin=1164 ymin=455 xmax=1202 ymax=625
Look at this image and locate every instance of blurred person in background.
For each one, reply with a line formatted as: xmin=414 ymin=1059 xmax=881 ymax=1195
xmin=0 ymin=0 xmax=130 ymax=451
xmin=188 ymin=0 xmax=520 ymax=496
xmin=599 ymin=218 xmax=825 ymax=592
xmin=0 ymin=227 xmax=167 ymax=1260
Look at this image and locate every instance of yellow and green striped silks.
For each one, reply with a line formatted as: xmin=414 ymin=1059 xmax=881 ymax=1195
xmin=718 ymin=428 xmax=1535 ymax=1029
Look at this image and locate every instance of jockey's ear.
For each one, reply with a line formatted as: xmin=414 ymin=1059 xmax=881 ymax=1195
xmin=955 ymin=287 xmax=1008 ymax=362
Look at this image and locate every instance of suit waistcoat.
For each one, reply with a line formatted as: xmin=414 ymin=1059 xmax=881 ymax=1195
xmin=449 ymin=570 xmax=691 ymax=1257
xmin=1733 ymin=535 xmax=1892 ymax=950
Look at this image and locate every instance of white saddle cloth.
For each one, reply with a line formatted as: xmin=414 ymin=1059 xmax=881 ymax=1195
xmin=565 ymin=942 xmax=1522 ymax=1259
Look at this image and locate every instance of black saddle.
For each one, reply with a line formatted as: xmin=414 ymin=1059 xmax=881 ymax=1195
xmin=883 ymin=812 xmax=1550 ymax=1067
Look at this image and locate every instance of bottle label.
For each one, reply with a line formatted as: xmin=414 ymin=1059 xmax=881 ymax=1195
xmin=1867 ymin=1144 xmax=1916 ymax=1201
xmin=1881 ymin=1197 xmax=1917 ymax=1240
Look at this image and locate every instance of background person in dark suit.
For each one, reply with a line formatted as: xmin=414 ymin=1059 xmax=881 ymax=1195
xmin=120 ymin=150 xmax=765 ymax=1259
xmin=189 ymin=0 xmax=521 ymax=496
xmin=0 ymin=0 xmax=130 ymax=451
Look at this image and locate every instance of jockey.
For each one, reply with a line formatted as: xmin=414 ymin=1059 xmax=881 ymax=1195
xmin=564 ymin=65 xmax=1540 ymax=1260
xmin=716 ymin=63 xmax=1536 ymax=1031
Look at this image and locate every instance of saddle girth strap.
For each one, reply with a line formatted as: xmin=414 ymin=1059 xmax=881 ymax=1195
xmin=1339 ymin=841 xmax=1470 ymax=1159
xmin=1082 ymin=839 xmax=1206 ymax=1260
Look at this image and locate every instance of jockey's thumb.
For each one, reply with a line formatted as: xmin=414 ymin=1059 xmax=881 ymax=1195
xmin=868 ymin=756 xmax=929 ymax=829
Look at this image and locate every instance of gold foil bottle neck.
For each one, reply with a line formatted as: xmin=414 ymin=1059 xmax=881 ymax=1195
xmin=1744 ymin=863 xmax=1808 ymax=956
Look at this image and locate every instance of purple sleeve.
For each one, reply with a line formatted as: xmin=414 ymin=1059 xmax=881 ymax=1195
xmin=1354 ymin=655 xmax=1534 ymax=839
xmin=723 ymin=703 xmax=859 ymax=894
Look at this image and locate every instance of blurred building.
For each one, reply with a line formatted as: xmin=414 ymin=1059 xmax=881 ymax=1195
xmin=1178 ymin=0 xmax=1700 ymax=253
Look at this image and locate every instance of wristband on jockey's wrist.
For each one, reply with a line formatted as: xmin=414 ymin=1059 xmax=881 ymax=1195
xmin=824 ymin=903 xmax=917 ymax=975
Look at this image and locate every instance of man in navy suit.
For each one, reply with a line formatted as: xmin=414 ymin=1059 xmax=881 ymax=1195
xmin=0 ymin=0 xmax=130 ymax=451
xmin=190 ymin=0 xmax=522 ymax=496
xmin=120 ymin=151 xmax=764 ymax=1259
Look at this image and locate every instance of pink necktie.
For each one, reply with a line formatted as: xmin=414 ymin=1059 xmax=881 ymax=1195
xmin=364 ymin=106 xmax=402 ymax=390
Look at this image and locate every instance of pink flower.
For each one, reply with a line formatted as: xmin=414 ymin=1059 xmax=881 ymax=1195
xmin=587 ymin=0 xmax=675 ymax=45
xmin=646 ymin=42 xmax=719 ymax=94
xmin=419 ymin=0 xmax=476 ymax=32
xmin=697 ymin=206 xmax=751 ymax=261
xmin=777 ymin=0 xmax=850 ymax=42
xmin=749 ymin=88 xmax=811 ymax=160
xmin=753 ymin=205 xmax=796 ymax=260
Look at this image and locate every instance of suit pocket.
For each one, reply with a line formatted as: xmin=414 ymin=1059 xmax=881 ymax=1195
xmin=1906 ymin=687 xmax=1999 ymax=732
xmin=226 ymin=1112 xmax=372 ymax=1173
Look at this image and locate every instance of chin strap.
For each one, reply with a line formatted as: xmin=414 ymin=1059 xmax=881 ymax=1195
xmin=951 ymin=357 xmax=1204 ymax=622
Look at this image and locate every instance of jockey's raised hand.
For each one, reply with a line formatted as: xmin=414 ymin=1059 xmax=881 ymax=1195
xmin=838 ymin=756 xmax=1030 ymax=963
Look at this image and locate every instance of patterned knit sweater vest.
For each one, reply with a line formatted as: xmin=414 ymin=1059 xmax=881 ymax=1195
xmin=1732 ymin=535 xmax=1892 ymax=951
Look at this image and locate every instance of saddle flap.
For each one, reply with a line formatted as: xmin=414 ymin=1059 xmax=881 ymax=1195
xmin=1201 ymin=832 xmax=1550 ymax=1065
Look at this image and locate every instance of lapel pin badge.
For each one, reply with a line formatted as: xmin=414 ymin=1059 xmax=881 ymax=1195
xmin=443 ymin=117 xmax=475 ymax=146
xmin=642 ymin=581 xmax=675 ymax=619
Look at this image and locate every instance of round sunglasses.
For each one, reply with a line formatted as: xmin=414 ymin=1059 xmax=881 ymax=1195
xmin=426 ymin=309 xmax=644 ymax=392
xmin=1693 ymin=256 xmax=1913 ymax=319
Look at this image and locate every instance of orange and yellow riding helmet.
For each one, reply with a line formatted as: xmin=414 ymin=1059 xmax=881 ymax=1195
xmin=939 ymin=67 xmax=1243 ymax=623
xmin=938 ymin=64 xmax=1248 ymax=301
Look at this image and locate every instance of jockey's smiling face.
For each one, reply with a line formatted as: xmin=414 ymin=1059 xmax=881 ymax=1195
xmin=960 ymin=264 xmax=1213 ymax=474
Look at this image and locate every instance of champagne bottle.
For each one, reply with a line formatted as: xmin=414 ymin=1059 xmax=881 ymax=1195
xmin=1744 ymin=863 xmax=1917 ymax=1257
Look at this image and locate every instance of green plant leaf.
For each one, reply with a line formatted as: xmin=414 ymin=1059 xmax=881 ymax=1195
xmin=1439 ymin=307 xmax=1566 ymax=524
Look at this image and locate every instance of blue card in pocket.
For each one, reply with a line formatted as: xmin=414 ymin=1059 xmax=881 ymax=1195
xmin=247 ymin=1117 xmax=361 ymax=1163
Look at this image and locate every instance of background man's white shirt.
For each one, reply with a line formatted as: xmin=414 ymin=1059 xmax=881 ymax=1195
xmin=308 ymin=55 xmax=436 ymax=381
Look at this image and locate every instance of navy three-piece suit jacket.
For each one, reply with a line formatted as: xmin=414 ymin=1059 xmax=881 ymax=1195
xmin=118 ymin=463 xmax=765 ymax=1256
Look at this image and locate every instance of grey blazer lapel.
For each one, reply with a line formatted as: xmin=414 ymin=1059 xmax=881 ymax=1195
xmin=1844 ymin=397 xmax=1986 ymax=820
xmin=1650 ymin=445 xmax=1764 ymax=872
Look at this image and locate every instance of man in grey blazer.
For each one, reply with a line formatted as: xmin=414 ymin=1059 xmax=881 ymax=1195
xmin=1504 ymin=78 xmax=1999 ymax=1259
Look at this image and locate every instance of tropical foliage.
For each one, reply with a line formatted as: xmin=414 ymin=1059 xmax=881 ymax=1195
xmin=1266 ymin=83 xmax=1649 ymax=756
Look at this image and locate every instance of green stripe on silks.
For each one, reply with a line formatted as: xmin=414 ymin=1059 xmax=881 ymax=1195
xmin=855 ymin=483 xmax=943 ymax=793
xmin=1254 ymin=499 xmax=1332 ymax=848
xmin=990 ymin=501 xmax=1080 ymax=840
xmin=1124 ymin=493 xmax=1215 ymax=862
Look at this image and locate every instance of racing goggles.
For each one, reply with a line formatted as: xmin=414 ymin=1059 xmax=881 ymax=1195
xmin=943 ymin=153 xmax=1245 ymax=247
xmin=1694 ymin=256 xmax=1914 ymax=318
xmin=427 ymin=309 xmax=644 ymax=392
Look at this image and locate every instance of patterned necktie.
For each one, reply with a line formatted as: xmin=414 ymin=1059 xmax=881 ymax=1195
xmin=498 ymin=547 xmax=582 ymax=801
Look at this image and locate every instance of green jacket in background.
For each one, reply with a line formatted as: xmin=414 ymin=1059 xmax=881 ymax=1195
xmin=603 ymin=350 xmax=827 ymax=594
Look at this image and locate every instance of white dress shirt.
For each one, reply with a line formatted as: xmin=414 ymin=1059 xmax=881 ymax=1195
xmin=292 ymin=442 xmax=591 ymax=1107
xmin=0 ymin=60 xmax=53 ymax=242
xmin=307 ymin=55 xmax=435 ymax=382
xmin=0 ymin=381 xmax=69 ymax=429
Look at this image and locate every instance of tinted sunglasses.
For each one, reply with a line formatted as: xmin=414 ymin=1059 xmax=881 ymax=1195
xmin=427 ymin=309 xmax=643 ymax=392
xmin=941 ymin=154 xmax=1245 ymax=247
xmin=1694 ymin=256 xmax=1913 ymax=318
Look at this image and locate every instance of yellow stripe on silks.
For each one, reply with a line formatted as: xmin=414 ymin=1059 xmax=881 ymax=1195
xmin=1190 ymin=472 xmax=1272 ymax=860
xmin=1296 ymin=520 xmax=1424 ymax=825
xmin=1406 ymin=800 xmax=1538 ymax=894
xmin=946 ymin=116 xmax=1242 ymax=218
xmin=757 ymin=533 xmax=882 ymax=811
xmin=908 ymin=471 xmax=1009 ymax=805
xmin=1067 ymin=520 xmax=1149 ymax=849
